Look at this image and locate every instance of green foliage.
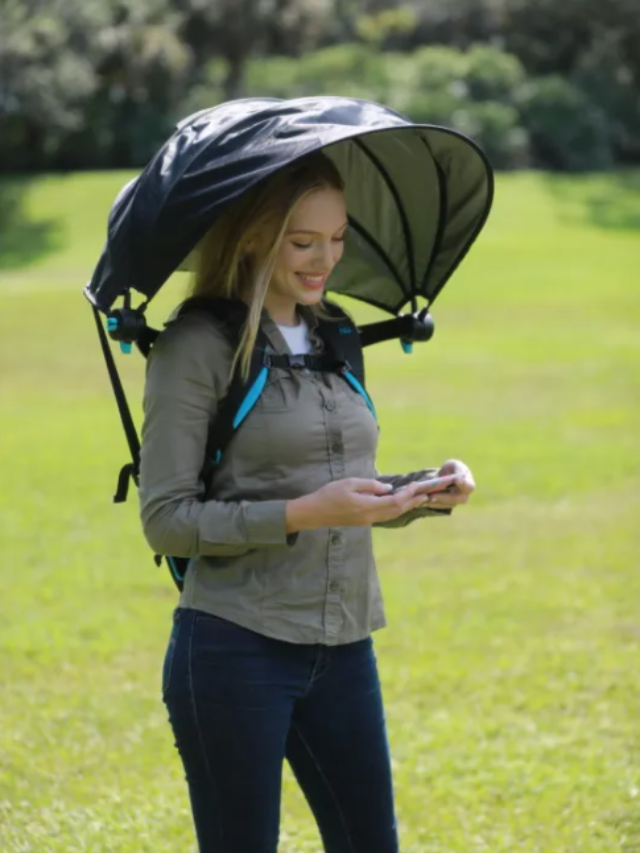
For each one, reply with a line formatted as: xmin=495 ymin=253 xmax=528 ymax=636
xmin=0 ymin=0 xmax=192 ymax=170
xmin=244 ymin=44 xmax=532 ymax=169
xmin=572 ymin=38 xmax=640 ymax=163
xmin=355 ymin=5 xmax=417 ymax=46
xmin=464 ymin=44 xmax=527 ymax=102
xmin=520 ymin=75 xmax=615 ymax=171
xmin=1 ymin=171 xmax=640 ymax=850
xmin=0 ymin=0 xmax=107 ymax=168
xmin=0 ymin=0 xmax=639 ymax=171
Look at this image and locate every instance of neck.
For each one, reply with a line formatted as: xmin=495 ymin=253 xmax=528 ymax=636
xmin=263 ymin=292 xmax=298 ymax=327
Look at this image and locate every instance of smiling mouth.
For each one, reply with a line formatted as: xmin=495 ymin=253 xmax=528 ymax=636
xmin=296 ymin=273 xmax=327 ymax=288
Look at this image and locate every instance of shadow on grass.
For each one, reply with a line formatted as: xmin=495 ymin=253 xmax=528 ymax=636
xmin=0 ymin=177 xmax=63 ymax=271
xmin=540 ymin=170 xmax=640 ymax=231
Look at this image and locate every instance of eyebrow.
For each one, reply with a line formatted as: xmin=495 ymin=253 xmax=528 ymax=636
xmin=287 ymin=222 xmax=349 ymax=236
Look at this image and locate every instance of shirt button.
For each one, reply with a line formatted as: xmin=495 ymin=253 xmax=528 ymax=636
xmin=331 ymin=441 xmax=342 ymax=454
xmin=325 ymin=399 xmax=336 ymax=411
xmin=330 ymin=532 xmax=341 ymax=546
xmin=328 ymin=581 xmax=340 ymax=593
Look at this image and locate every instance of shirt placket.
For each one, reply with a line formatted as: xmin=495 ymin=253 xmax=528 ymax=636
xmin=322 ymin=377 xmax=346 ymax=642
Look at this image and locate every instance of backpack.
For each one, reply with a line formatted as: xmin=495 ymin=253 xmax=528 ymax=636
xmin=95 ymin=296 xmax=383 ymax=591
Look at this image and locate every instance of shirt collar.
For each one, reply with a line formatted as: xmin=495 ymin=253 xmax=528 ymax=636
xmin=261 ymin=303 xmax=321 ymax=354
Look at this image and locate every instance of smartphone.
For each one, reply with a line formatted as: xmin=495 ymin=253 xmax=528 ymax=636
xmin=410 ymin=474 xmax=460 ymax=494
xmin=387 ymin=474 xmax=460 ymax=496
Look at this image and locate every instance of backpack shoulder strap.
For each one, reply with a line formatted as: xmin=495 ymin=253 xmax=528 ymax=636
xmin=177 ymin=297 xmax=270 ymax=485
xmin=316 ymin=301 xmax=365 ymax=386
xmin=316 ymin=301 xmax=375 ymax=419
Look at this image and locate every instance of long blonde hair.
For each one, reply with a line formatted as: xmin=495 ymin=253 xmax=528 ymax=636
xmin=188 ymin=151 xmax=345 ymax=380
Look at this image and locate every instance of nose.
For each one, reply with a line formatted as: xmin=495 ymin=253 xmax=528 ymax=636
xmin=313 ymin=240 xmax=336 ymax=272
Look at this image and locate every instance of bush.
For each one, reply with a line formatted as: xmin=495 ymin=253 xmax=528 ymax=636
xmin=452 ymin=101 xmax=530 ymax=169
xmin=464 ymin=45 xmax=527 ymax=102
xmin=519 ymin=75 xmax=615 ymax=171
xmin=572 ymin=40 xmax=640 ymax=164
xmin=386 ymin=45 xmax=530 ymax=168
xmin=188 ymin=43 xmax=621 ymax=172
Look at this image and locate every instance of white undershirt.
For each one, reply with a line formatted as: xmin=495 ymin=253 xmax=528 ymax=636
xmin=276 ymin=319 xmax=312 ymax=355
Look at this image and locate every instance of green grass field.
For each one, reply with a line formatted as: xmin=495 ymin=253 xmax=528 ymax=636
xmin=1 ymin=170 xmax=639 ymax=853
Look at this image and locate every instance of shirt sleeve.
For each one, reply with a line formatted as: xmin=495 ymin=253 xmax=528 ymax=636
xmin=373 ymin=468 xmax=452 ymax=528
xmin=138 ymin=314 xmax=297 ymax=558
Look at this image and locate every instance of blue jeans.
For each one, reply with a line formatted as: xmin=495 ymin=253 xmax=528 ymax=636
xmin=162 ymin=608 xmax=399 ymax=853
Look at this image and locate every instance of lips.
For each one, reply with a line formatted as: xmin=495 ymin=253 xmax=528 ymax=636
xmin=296 ymin=273 xmax=327 ymax=289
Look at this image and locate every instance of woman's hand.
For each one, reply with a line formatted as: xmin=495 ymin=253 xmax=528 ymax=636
xmin=285 ymin=478 xmax=431 ymax=533
xmin=422 ymin=459 xmax=476 ymax=510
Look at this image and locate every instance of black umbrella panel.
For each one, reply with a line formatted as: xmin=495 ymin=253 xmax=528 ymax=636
xmin=85 ymin=96 xmax=494 ymax=321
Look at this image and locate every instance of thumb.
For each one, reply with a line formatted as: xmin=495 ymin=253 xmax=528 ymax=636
xmin=352 ymin=479 xmax=394 ymax=495
xmin=439 ymin=459 xmax=468 ymax=476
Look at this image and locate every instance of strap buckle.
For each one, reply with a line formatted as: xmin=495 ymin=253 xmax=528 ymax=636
xmin=288 ymin=354 xmax=307 ymax=370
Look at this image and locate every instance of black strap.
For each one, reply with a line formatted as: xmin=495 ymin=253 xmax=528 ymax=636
xmin=136 ymin=325 xmax=160 ymax=358
xmin=316 ymin=306 xmax=365 ymax=386
xmin=92 ymin=304 xmax=140 ymax=502
xmin=200 ymin=331 xmax=269 ymax=491
xmin=266 ymin=352 xmax=347 ymax=373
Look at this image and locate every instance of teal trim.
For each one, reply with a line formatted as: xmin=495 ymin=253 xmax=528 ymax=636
xmin=233 ymin=366 xmax=269 ymax=428
xmin=401 ymin=340 xmax=413 ymax=354
xmin=119 ymin=341 xmax=132 ymax=354
xmin=166 ymin=555 xmax=184 ymax=582
xmin=343 ymin=371 xmax=377 ymax=420
xmin=107 ymin=317 xmax=119 ymax=331
xmin=213 ymin=449 xmax=222 ymax=466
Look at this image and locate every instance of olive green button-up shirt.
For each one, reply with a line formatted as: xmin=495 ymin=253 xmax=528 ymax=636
xmin=139 ymin=305 xmax=448 ymax=646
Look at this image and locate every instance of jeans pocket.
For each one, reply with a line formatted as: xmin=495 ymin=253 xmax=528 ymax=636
xmin=162 ymin=609 xmax=181 ymax=697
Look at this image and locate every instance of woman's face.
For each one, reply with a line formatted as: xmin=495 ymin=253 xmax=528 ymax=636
xmin=265 ymin=185 xmax=348 ymax=323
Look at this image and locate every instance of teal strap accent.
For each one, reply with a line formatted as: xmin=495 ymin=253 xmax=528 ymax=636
xmin=107 ymin=317 xmax=119 ymax=332
xmin=343 ymin=371 xmax=377 ymax=420
xmin=232 ymin=366 xmax=269 ymax=429
xmin=401 ymin=340 xmax=413 ymax=354
xmin=166 ymin=555 xmax=184 ymax=583
xmin=119 ymin=341 xmax=132 ymax=354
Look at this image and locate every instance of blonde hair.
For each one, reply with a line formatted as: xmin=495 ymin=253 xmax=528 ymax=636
xmin=188 ymin=151 xmax=345 ymax=380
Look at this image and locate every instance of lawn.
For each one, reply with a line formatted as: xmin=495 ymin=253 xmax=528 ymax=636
xmin=0 ymin=170 xmax=639 ymax=852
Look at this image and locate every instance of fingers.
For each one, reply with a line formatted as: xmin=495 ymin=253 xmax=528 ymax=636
xmin=362 ymin=483 xmax=426 ymax=518
xmin=421 ymin=489 xmax=469 ymax=509
xmin=350 ymin=479 xmax=395 ymax=496
xmin=438 ymin=460 xmax=475 ymax=494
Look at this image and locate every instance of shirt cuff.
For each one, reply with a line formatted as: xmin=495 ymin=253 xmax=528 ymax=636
xmin=243 ymin=500 xmax=299 ymax=547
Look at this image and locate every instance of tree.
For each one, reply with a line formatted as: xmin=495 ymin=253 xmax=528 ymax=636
xmin=0 ymin=0 xmax=107 ymax=169
xmin=0 ymin=0 xmax=193 ymax=170
xmin=176 ymin=0 xmax=333 ymax=100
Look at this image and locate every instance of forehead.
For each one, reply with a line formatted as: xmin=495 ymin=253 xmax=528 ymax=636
xmin=288 ymin=186 xmax=346 ymax=232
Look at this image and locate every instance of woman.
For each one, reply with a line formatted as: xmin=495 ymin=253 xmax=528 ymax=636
xmin=139 ymin=151 xmax=474 ymax=852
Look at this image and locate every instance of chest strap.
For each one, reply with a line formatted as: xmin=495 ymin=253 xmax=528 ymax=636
xmin=264 ymin=352 xmax=348 ymax=373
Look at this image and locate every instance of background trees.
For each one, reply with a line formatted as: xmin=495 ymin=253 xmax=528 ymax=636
xmin=0 ymin=0 xmax=638 ymax=171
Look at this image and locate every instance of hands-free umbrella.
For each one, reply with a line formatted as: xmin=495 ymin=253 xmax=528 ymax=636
xmin=85 ymin=96 xmax=493 ymax=343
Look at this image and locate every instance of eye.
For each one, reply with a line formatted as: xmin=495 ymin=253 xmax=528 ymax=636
xmin=292 ymin=241 xmax=312 ymax=249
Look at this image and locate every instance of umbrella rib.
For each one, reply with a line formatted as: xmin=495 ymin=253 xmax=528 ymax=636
xmin=418 ymin=133 xmax=495 ymax=306
xmin=418 ymin=136 xmax=448 ymax=300
xmin=353 ymin=137 xmax=416 ymax=305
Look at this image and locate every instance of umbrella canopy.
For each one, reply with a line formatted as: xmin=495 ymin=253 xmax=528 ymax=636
xmin=85 ymin=96 xmax=493 ymax=316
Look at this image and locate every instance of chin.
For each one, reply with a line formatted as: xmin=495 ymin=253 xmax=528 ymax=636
xmin=296 ymin=288 xmax=325 ymax=306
